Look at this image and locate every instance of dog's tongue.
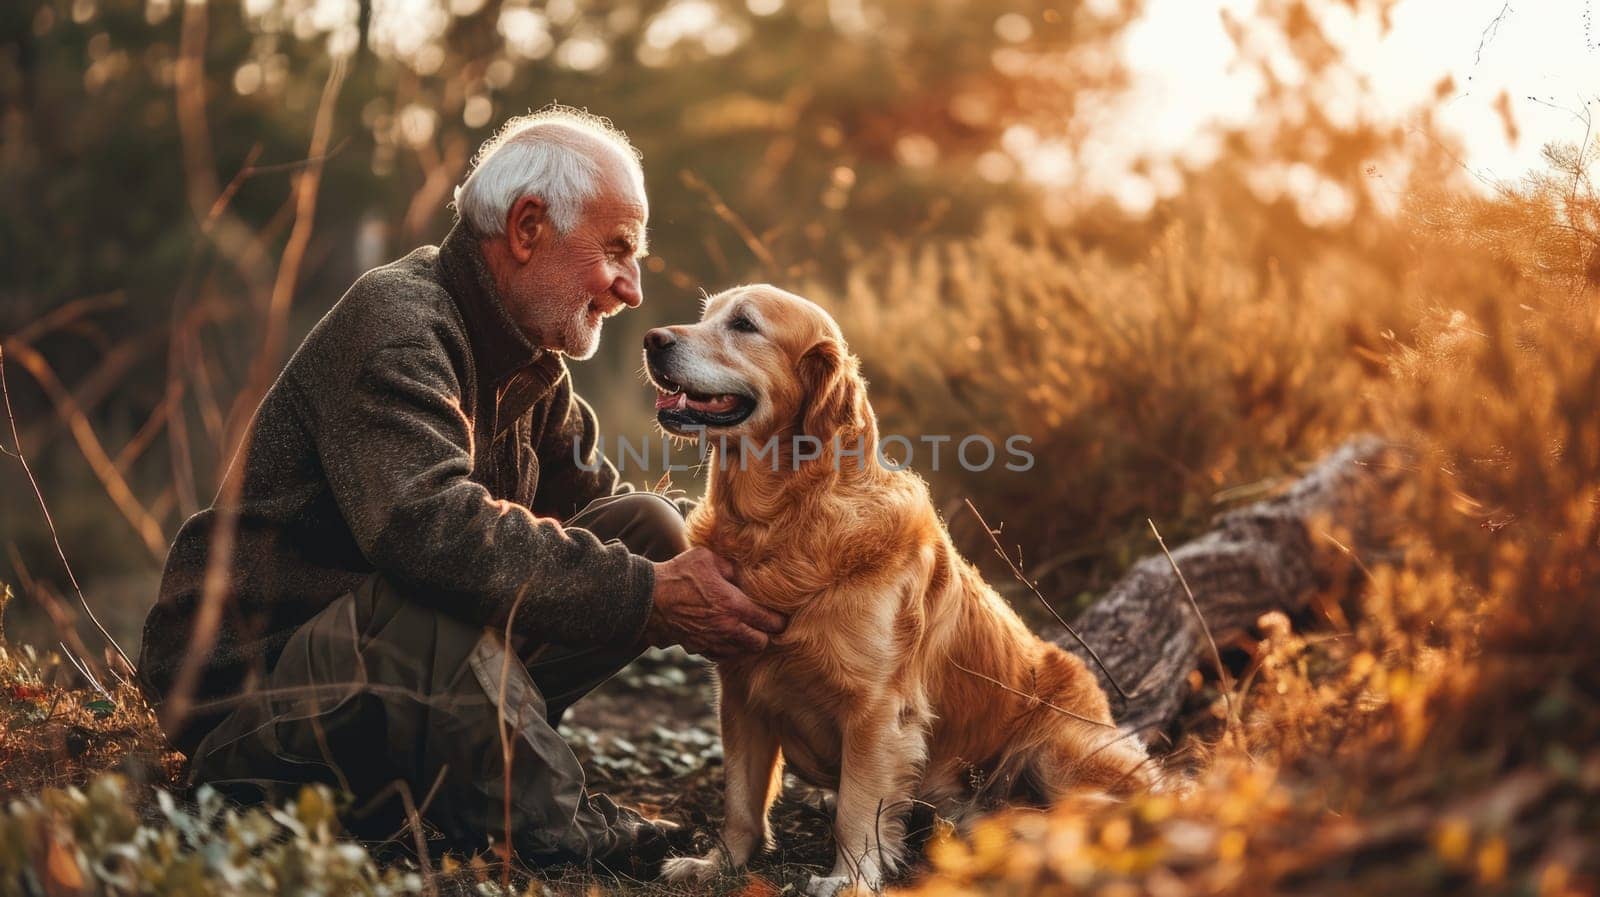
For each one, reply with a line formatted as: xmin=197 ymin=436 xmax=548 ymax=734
xmin=656 ymin=390 xmax=739 ymax=413
xmin=687 ymin=393 xmax=740 ymax=413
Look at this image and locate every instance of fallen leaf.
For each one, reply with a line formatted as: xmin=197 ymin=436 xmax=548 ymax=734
xmin=44 ymin=833 xmax=84 ymax=893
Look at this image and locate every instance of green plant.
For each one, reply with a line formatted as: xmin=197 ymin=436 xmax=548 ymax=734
xmin=1 ymin=776 xmax=423 ymax=897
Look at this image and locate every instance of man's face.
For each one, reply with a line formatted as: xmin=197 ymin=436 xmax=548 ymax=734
xmin=504 ymin=176 xmax=648 ymax=360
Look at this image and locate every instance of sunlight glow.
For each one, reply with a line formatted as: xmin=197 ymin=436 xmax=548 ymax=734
xmin=644 ymin=0 xmax=719 ymax=48
xmin=639 ymin=0 xmax=749 ymax=64
xmin=1086 ymin=0 xmax=1600 ymax=207
xmin=557 ymin=30 xmax=611 ymax=72
xmin=994 ymin=0 xmax=1599 ymax=216
xmin=498 ymin=6 xmax=554 ymax=60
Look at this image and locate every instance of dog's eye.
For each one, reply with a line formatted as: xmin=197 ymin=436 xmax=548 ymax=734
xmin=728 ymin=314 xmax=759 ymax=334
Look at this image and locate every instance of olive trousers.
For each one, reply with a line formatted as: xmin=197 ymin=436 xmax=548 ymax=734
xmin=185 ymin=492 xmax=689 ymax=865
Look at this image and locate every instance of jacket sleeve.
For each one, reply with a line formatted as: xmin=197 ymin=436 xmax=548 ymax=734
xmin=307 ymin=339 xmax=655 ymax=648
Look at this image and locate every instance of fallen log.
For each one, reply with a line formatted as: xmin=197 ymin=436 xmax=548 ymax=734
xmin=1057 ymin=436 xmax=1398 ymax=737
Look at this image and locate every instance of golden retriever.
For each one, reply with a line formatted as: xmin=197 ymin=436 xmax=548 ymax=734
xmin=643 ymin=285 xmax=1152 ymax=895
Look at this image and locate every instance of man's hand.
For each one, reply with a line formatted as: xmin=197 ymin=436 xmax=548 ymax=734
xmin=644 ymin=548 xmax=786 ymax=659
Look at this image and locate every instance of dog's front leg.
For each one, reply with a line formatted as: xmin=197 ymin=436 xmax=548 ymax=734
xmin=662 ymin=680 xmax=782 ymax=882
xmin=809 ymin=708 xmax=924 ymax=897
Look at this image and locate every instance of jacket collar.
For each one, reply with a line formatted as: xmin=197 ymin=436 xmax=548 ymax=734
xmin=436 ymin=219 xmax=563 ymax=390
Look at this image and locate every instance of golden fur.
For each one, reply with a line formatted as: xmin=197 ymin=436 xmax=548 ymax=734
xmin=650 ymin=286 xmax=1151 ymax=894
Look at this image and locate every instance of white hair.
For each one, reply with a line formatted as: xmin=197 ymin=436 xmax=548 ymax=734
xmin=452 ymin=106 xmax=643 ymax=237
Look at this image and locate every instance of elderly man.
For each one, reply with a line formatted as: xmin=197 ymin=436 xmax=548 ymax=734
xmin=136 ymin=109 xmax=783 ymax=871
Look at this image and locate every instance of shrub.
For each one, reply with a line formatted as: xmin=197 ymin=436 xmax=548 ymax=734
xmin=1 ymin=776 xmax=423 ymax=897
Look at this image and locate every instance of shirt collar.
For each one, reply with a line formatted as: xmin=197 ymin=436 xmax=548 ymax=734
xmin=436 ymin=218 xmax=562 ymax=388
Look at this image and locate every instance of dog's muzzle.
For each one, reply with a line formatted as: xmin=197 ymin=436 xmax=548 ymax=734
xmin=642 ymin=330 xmax=756 ymax=432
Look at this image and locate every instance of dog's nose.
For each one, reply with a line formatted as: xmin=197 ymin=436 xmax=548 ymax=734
xmin=644 ymin=328 xmax=677 ymax=353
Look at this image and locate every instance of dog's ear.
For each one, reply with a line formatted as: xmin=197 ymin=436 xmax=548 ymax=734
xmin=797 ymin=338 xmax=865 ymax=443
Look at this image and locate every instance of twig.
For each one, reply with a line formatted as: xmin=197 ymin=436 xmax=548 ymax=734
xmin=187 ymin=323 xmax=226 ymax=449
xmin=58 ymin=641 xmax=112 ymax=700
xmin=176 ymin=0 xmax=273 ymax=299
xmin=351 ymin=770 xmax=445 ymax=897
xmin=162 ymin=52 xmax=349 ymax=736
xmin=6 ymin=291 xmax=126 ymax=346
xmin=1475 ymin=1 xmax=1514 ymax=65
xmin=306 ymin=712 xmax=354 ymax=796
xmin=404 ymin=134 xmax=468 ymax=240
xmin=1319 ymin=529 xmax=1376 ymax=583
xmin=241 ymin=140 xmax=353 ymax=177
xmin=680 ymin=170 xmax=778 ymax=272
xmin=164 ymin=324 xmax=199 ymax=516
xmin=10 ymin=324 xmax=165 ymax=455
xmin=964 ymin=499 xmax=1130 ymax=701
xmin=203 ymin=138 xmax=355 ymax=227
xmin=176 ymin=0 xmax=219 ymax=223
xmin=0 ymin=345 xmax=136 ymax=671
xmin=205 ymin=144 xmax=264 ymax=224
xmin=21 ymin=692 xmax=66 ymax=730
xmin=1 ymin=339 xmax=167 ymax=557
xmin=1147 ymin=518 xmax=1236 ymax=726
xmin=5 ymin=546 xmax=113 ymax=694
xmin=114 ymin=397 xmax=174 ymax=473
xmin=496 ymin=587 xmax=531 ymax=891
xmin=395 ymin=777 xmax=442 ymax=897
xmin=950 ymin=659 xmax=1116 ymax=729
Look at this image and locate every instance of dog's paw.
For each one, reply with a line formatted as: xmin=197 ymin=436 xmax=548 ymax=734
xmin=660 ymin=854 xmax=722 ymax=883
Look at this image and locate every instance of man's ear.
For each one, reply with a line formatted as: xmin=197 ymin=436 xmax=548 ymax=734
xmin=505 ymin=195 xmax=549 ymax=264
xmin=797 ymin=338 xmax=865 ymax=443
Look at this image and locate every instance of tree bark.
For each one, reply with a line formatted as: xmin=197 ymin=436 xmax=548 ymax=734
xmin=1057 ymin=436 xmax=1398 ymax=738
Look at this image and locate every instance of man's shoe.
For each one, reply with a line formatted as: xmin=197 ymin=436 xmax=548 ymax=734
xmin=587 ymin=793 xmax=681 ymax=879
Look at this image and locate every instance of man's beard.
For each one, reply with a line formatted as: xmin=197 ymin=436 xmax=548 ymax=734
xmin=551 ymin=289 xmax=607 ymax=360
xmin=518 ymin=281 xmax=604 ymax=361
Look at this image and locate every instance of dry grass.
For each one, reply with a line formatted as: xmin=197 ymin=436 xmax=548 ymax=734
xmin=0 ymin=592 xmax=176 ymax=800
xmin=804 ymin=206 xmax=1399 ymax=609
